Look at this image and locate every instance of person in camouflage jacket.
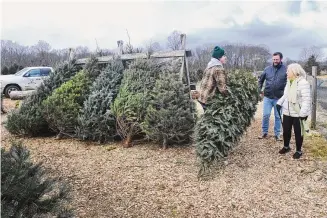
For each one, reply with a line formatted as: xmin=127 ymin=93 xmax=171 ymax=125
xmin=191 ymin=46 xmax=228 ymax=110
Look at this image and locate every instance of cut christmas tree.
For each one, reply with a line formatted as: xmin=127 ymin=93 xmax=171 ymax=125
xmin=41 ymin=57 xmax=103 ymax=138
xmin=1 ymin=141 xmax=72 ymax=217
xmin=142 ymin=72 xmax=195 ymax=148
xmin=83 ymin=55 xmax=103 ymax=80
xmin=195 ymin=70 xmax=259 ymax=176
xmin=76 ymin=59 xmax=124 ymax=143
xmin=112 ymin=59 xmax=159 ymax=147
xmin=42 ymin=70 xmax=91 ymax=137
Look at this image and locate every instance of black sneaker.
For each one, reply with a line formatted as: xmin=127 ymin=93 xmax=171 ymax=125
xmin=279 ymin=147 xmax=291 ymax=154
xmin=293 ymin=151 xmax=302 ymax=159
xmin=275 ymin=135 xmax=283 ymax=141
xmin=258 ymin=133 xmax=268 ymax=139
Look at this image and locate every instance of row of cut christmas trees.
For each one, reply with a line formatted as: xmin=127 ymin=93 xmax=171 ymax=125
xmin=6 ymin=57 xmax=196 ymax=148
xmin=5 ymin=56 xmax=260 ymax=174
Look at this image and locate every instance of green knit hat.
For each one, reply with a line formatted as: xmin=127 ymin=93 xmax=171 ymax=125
xmin=212 ymin=46 xmax=225 ymax=59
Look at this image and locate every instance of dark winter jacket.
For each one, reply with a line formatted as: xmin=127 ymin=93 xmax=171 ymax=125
xmin=258 ymin=63 xmax=287 ymax=99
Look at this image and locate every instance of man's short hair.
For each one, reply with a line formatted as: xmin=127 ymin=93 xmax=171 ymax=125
xmin=273 ymin=52 xmax=283 ymax=59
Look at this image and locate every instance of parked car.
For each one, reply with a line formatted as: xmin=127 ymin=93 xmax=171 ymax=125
xmin=0 ymin=66 xmax=54 ymax=98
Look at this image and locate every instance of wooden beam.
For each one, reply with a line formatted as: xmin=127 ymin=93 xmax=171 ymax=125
xmin=75 ymin=49 xmax=192 ymax=65
xmin=151 ymin=50 xmax=191 ymax=58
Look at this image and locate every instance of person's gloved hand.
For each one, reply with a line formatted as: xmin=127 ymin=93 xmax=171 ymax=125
xmin=276 ymin=104 xmax=282 ymax=112
xmin=191 ymin=90 xmax=199 ymax=99
xmin=221 ymin=90 xmax=228 ymax=97
xmin=300 ymin=116 xmax=308 ymax=121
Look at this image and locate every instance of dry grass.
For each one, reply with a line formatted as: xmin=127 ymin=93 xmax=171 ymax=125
xmin=304 ymin=135 xmax=327 ymax=160
xmin=1 ymin=100 xmax=327 ymax=218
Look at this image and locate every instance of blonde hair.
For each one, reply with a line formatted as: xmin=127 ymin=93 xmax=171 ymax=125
xmin=287 ymin=63 xmax=306 ymax=78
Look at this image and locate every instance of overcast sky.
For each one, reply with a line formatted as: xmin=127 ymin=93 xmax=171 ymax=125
xmin=1 ymin=0 xmax=327 ymax=59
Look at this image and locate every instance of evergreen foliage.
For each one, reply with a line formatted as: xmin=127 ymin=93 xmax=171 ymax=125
xmin=5 ymin=60 xmax=82 ymax=136
xmin=195 ymin=70 xmax=259 ymax=176
xmin=112 ymin=59 xmax=158 ymax=146
xmin=1 ymin=141 xmax=72 ymax=218
xmin=142 ymin=72 xmax=195 ymax=148
xmin=76 ymin=59 xmax=124 ymax=142
xmin=42 ymin=71 xmax=90 ymax=136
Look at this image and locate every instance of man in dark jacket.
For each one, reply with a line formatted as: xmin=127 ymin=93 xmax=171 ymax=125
xmin=258 ymin=52 xmax=287 ymax=141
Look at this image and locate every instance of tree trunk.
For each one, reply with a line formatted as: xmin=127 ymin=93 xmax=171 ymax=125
xmin=163 ymin=136 xmax=168 ymax=149
xmin=55 ymin=132 xmax=64 ymax=140
xmin=123 ymin=125 xmax=134 ymax=148
xmin=123 ymin=134 xmax=133 ymax=148
xmin=9 ymin=90 xmax=36 ymax=100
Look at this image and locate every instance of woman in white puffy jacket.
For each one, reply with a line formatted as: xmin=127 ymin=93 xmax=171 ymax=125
xmin=276 ymin=63 xmax=311 ymax=159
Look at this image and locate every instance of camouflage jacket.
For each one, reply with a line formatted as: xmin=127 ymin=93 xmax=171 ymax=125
xmin=198 ymin=64 xmax=227 ymax=104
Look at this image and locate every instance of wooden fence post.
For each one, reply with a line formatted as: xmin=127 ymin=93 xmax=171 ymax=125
xmin=179 ymin=34 xmax=186 ymax=82
xmin=68 ymin=48 xmax=73 ymax=68
xmin=311 ymin=66 xmax=317 ymax=129
xmin=117 ymin=40 xmax=123 ymax=56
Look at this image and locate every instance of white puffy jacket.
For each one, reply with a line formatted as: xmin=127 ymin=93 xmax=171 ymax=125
xmin=277 ymin=77 xmax=311 ymax=117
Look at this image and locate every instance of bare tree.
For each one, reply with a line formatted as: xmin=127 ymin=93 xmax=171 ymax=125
xmin=143 ymin=39 xmax=161 ymax=55
xmin=30 ymin=40 xmax=52 ymax=65
xmin=1 ymin=40 xmax=14 ymax=67
xmin=219 ymin=43 xmax=270 ymax=71
xmin=189 ymin=43 xmax=214 ymax=71
xmin=283 ymin=57 xmax=297 ymax=66
xmin=75 ymin=46 xmax=91 ymax=58
xmin=167 ymin=30 xmax=182 ymax=51
xmin=1 ymin=40 xmax=87 ymax=68
xmin=100 ymin=49 xmax=114 ymax=56
xmin=300 ymin=46 xmax=324 ymax=62
xmin=1 ymin=40 xmax=29 ymax=67
xmin=122 ymin=29 xmax=143 ymax=54
xmin=31 ymin=40 xmax=51 ymax=53
xmin=188 ymin=42 xmax=271 ymax=82
xmin=124 ymin=29 xmax=134 ymax=54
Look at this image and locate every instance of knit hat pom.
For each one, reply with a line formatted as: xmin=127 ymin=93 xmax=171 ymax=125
xmin=212 ymin=46 xmax=225 ymax=59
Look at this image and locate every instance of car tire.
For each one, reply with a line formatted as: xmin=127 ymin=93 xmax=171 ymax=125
xmin=4 ymin=85 xmax=21 ymax=98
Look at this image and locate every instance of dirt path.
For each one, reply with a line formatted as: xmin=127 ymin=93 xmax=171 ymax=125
xmin=1 ymin=101 xmax=327 ymax=218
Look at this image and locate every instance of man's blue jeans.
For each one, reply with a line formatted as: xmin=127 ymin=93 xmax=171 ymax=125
xmin=262 ymin=97 xmax=282 ymax=136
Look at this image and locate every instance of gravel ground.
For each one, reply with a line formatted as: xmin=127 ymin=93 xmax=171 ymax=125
xmin=1 ymin=99 xmax=327 ymax=218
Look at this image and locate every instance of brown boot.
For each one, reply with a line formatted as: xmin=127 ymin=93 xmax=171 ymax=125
xmin=258 ymin=133 xmax=268 ymax=139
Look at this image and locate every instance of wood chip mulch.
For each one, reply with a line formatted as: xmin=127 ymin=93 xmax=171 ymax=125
xmin=1 ymin=99 xmax=327 ymax=218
